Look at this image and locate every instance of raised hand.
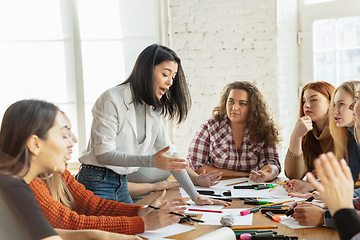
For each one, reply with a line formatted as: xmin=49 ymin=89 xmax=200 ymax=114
xmin=153 ymin=180 xmax=179 ymax=191
xmin=154 ymin=146 xmax=188 ymax=172
xmin=249 ymin=164 xmax=272 ymax=183
xmin=196 ymin=169 xmax=222 ymax=187
xmin=142 ymin=199 xmax=187 ymax=231
xmin=307 ymin=152 xmax=354 ymax=215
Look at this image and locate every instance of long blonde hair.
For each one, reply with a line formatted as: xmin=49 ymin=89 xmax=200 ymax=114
xmin=329 ymin=81 xmax=360 ymax=162
xmin=38 ymin=172 xmax=74 ymax=209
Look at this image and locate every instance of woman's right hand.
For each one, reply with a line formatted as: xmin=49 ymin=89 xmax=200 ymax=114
xmin=153 ymin=180 xmax=179 ymax=191
xmin=292 ymin=116 xmax=313 ymax=140
xmin=142 ymin=199 xmax=187 ymax=231
xmin=282 ymin=179 xmax=315 ymax=193
xmin=307 ymin=152 xmax=354 ymax=216
xmin=154 ymin=146 xmax=188 ymax=172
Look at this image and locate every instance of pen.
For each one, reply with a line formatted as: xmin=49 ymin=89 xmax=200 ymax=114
xmin=276 ymin=181 xmax=293 ymax=185
xmin=260 ymin=206 xmax=282 ymax=209
xmin=232 ymin=225 xmax=278 ymax=230
xmin=210 ymin=197 xmax=233 ymax=202
xmin=238 ymin=233 xmax=298 ymax=239
xmin=148 ymin=205 xmax=185 ymax=217
xmin=237 ymin=233 xmax=275 ymax=239
xmin=244 ymin=200 xmax=271 ymax=205
xmin=225 ymin=180 xmax=248 ymax=186
xmin=188 ymin=209 xmax=222 ymax=213
xmin=197 ymin=190 xmax=222 ymax=197
xmin=265 ymin=211 xmax=281 ymax=222
xmin=240 ymin=207 xmax=261 ymax=216
xmin=233 ymin=230 xmax=275 ymax=233
xmin=285 ymin=196 xmax=314 ymax=216
xmin=234 ymin=184 xmax=264 ymax=189
xmin=261 ymin=209 xmax=288 ymax=214
xmin=260 ymin=200 xmax=292 ymax=207
xmin=254 ymin=185 xmax=270 ymax=190
xmin=269 ymin=185 xmax=279 ymax=192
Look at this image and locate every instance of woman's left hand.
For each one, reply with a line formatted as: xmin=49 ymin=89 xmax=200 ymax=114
xmin=138 ymin=190 xmax=184 ymax=217
xmin=249 ymin=164 xmax=272 ymax=183
xmin=196 ymin=169 xmax=222 ymax=187
xmin=288 ymin=191 xmax=321 ymax=200
xmin=193 ymin=196 xmax=231 ymax=206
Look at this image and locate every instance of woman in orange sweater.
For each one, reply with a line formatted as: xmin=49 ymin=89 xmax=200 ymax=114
xmin=29 ymin=112 xmax=186 ymax=236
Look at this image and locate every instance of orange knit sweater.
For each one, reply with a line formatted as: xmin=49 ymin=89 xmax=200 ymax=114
xmin=29 ymin=169 xmax=145 ymax=235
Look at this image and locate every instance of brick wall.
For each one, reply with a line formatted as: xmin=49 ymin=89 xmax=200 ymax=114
xmin=168 ymin=0 xmax=299 ymax=174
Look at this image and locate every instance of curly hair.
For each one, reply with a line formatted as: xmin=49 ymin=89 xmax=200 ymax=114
xmin=212 ymin=81 xmax=280 ymax=146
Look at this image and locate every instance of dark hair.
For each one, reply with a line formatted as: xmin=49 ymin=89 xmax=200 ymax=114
xmin=122 ymin=44 xmax=191 ymax=124
xmin=299 ymin=81 xmax=335 ymax=170
xmin=213 ymin=81 xmax=281 ymax=146
xmin=0 ymin=100 xmax=59 ymax=177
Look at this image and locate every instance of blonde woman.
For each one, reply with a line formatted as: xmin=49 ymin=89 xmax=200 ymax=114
xmin=30 ymin=112 xmax=186 ymax=236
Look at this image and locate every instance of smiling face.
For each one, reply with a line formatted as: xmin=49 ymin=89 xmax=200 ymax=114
xmin=302 ymin=89 xmax=330 ymax=123
xmin=226 ymin=89 xmax=249 ymax=125
xmin=36 ymin=111 xmax=71 ymax=174
xmin=332 ymin=89 xmax=355 ymax=128
xmin=153 ymin=60 xmax=178 ymax=100
xmin=62 ymin=114 xmax=78 ymax=162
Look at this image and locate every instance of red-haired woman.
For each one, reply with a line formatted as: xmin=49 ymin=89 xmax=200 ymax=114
xmin=285 ymin=81 xmax=335 ymax=183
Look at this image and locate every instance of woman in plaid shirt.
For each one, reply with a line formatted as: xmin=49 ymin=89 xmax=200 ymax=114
xmin=187 ymin=81 xmax=281 ymax=182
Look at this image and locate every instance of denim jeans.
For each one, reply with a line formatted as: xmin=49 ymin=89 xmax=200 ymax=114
xmin=76 ymin=165 xmax=133 ymax=204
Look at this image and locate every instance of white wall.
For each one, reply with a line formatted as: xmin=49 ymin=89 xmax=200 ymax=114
xmin=167 ymin=0 xmax=299 ymax=173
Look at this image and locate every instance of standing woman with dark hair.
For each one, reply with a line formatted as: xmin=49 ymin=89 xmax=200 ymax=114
xmin=284 ymin=81 xmax=335 ymax=181
xmin=187 ymin=81 xmax=281 ymax=182
xmin=77 ymin=44 xmax=227 ymax=206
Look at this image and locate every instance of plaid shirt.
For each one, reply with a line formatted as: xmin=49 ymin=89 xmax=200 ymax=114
xmin=187 ymin=117 xmax=281 ymax=172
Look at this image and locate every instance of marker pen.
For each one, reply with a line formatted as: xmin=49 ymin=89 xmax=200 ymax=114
xmin=265 ymin=211 xmax=281 ymax=222
xmin=234 ymin=184 xmax=264 ymax=189
xmin=197 ymin=190 xmax=222 ymax=197
xmin=238 ymin=233 xmax=275 ymax=240
xmin=244 ymin=200 xmax=271 ymax=205
xmin=261 ymin=209 xmax=288 ymax=214
xmin=238 ymin=234 xmax=298 ymax=240
xmin=240 ymin=207 xmax=260 ymax=216
xmin=285 ymin=196 xmax=314 ymax=216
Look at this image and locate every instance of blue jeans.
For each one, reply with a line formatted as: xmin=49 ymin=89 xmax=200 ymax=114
xmin=76 ymin=165 xmax=133 ymax=204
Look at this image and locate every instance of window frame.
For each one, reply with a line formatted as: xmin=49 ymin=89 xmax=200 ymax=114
xmin=299 ymin=0 xmax=360 ymax=86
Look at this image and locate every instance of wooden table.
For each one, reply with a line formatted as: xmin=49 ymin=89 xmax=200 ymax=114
xmin=134 ymin=188 xmax=339 ymax=240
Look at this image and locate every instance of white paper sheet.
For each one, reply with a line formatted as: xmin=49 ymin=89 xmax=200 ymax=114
xmin=279 ymin=215 xmax=317 ymax=229
xmin=194 ymin=227 xmax=236 ymax=240
xmin=185 ymin=208 xmax=253 ymax=226
xmin=137 ymin=223 xmax=195 ymax=239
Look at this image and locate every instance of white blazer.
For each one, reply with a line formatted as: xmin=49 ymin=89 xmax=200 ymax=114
xmin=79 ymin=83 xmax=176 ymax=175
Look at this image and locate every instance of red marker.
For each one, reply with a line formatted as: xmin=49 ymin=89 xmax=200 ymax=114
xmin=265 ymin=211 xmax=281 ymax=222
xmin=188 ymin=209 xmax=222 ymax=213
